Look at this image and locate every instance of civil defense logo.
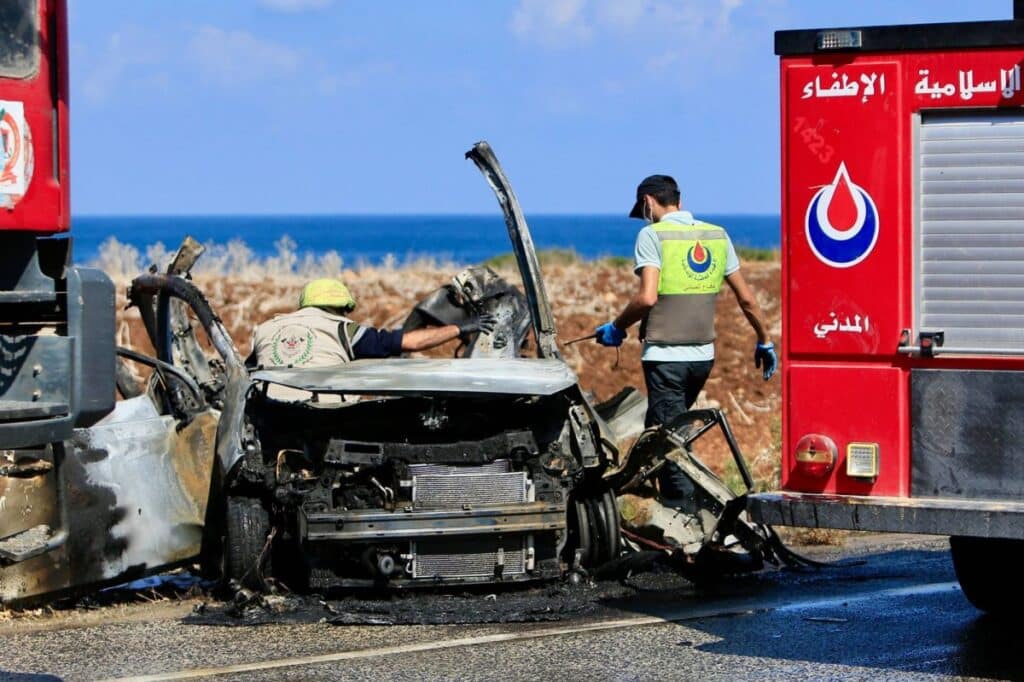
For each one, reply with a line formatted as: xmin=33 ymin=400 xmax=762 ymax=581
xmin=805 ymin=162 xmax=879 ymax=268
xmin=686 ymin=240 xmax=713 ymax=274
xmin=0 ymin=107 xmax=23 ymax=187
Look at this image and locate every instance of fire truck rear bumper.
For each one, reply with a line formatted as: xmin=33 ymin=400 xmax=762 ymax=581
xmin=747 ymin=492 xmax=1024 ymax=540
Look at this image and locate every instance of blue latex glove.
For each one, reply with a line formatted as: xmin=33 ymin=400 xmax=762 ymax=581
xmin=595 ymin=322 xmax=626 ymax=347
xmin=754 ymin=342 xmax=778 ymax=380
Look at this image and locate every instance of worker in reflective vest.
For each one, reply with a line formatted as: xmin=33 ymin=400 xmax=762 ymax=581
xmin=596 ymin=174 xmax=777 ymax=431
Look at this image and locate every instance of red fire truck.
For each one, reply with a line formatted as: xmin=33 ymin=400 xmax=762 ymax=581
xmin=0 ymin=0 xmax=115 ymax=417
xmin=0 ymin=2 xmax=115 ymax=463
xmin=747 ymin=4 xmax=1024 ymax=614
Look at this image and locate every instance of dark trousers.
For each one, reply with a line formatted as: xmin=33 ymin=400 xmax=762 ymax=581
xmin=642 ymin=359 xmax=715 ymax=428
xmin=643 ymin=359 xmax=715 ymax=506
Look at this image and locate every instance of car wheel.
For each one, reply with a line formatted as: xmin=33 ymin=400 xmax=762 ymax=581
xmin=568 ymin=488 xmax=620 ymax=569
xmin=600 ymin=488 xmax=621 ymax=560
xmin=225 ymin=495 xmax=272 ymax=591
xmin=950 ymin=535 xmax=1024 ymax=616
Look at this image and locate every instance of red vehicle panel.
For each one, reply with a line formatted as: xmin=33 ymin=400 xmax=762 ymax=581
xmin=0 ymin=0 xmax=70 ymax=233
xmin=785 ymin=364 xmax=909 ymax=495
xmin=784 ymin=60 xmax=903 ymax=359
xmin=781 ymin=46 xmax=1024 ymax=495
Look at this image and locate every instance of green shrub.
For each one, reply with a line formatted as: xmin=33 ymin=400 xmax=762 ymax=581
xmin=736 ymin=246 xmax=779 ymax=262
xmin=602 ymin=255 xmax=632 ymax=267
xmin=484 ymin=249 xmax=583 ymax=268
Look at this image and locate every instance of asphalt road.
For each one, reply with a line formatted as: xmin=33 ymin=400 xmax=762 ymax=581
xmin=1 ymin=536 xmax=1019 ymax=682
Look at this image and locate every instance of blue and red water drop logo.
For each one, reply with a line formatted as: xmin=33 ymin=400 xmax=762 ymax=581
xmin=687 ymin=240 xmax=712 ymax=273
xmin=805 ymin=162 xmax=879 ymax=268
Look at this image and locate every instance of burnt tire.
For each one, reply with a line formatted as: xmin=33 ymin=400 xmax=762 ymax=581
xmin=567 ymin=488 xmax=620 ymax=569
xmin=950 ymin=535 xmax=1024 ymax=616
xmin=225 ymin=495 xmax=272 ymax=591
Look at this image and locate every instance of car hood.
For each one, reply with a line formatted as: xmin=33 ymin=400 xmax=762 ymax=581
xmin=251 ymin=358 xmax=578 ymax=397
xmin=466 ymin=142 xmax=560 ymax=360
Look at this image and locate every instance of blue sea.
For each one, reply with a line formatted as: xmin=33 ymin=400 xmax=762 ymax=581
xmin=71 ymin=214 xmax=780 ymax=266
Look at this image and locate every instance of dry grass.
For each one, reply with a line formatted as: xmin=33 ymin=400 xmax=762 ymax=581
xmin=92 ymin=236 xmax=462 ymax=282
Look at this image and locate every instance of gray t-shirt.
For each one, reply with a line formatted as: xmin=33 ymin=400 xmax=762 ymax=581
xmin=633 ymin=210 xmax=740 ymax=362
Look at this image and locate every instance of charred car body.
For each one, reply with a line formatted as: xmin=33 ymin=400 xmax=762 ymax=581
xmin=228 ymin=144 xmax=622 ymax=588
xmin=243 ymin=360 xmax=617 ymax=588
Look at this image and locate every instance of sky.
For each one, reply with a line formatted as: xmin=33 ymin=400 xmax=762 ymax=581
xmin=68 ymin=0 xmax=1014 ymax=216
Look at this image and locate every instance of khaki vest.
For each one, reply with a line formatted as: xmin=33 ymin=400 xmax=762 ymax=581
xmin=643 ymin=221 xmax=729 ymax=345
xmin=252 ymin=307 xmax=359 ymax=401
xmin=252 ymin=306 xmax=358 ymax=368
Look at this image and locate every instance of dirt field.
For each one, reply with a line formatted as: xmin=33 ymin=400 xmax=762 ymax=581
xmin=110 ymin=257 xmax=781 ymax=485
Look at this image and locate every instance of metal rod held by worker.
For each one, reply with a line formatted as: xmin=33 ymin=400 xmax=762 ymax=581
xmin=564 ymin=333 xmax=598 ymax=346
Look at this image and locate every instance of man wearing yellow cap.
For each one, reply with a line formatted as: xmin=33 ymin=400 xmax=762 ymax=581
xmin=250 ymin=278 xmax=496 ymax=369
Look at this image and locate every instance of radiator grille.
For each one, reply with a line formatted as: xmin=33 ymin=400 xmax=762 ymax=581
xmin=918 ymin=110 xmax=1024 ymax=351
xmin=407 ymin=459 xmax=511 ymax=477
xmin=412 ymin=537 xmax=526 ymax=579
xmin=413 ymin=471 xmax=526 ymax=509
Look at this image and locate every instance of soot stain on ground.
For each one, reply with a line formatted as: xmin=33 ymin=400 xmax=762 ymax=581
xmin=183 ymin=568 xmax=700 ymax=627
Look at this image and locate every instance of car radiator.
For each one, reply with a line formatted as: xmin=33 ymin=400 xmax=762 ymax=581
xmin=407 ymin=459 xmax=531 ymax=579
xmin=412 ymin=537 xmax=527 ymax=579
xmin=410 ymin=460 xmax=529 ymax=510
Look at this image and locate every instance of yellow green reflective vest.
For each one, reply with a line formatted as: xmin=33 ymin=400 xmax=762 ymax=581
xmin=643 ymin=221 xmax=729 ymax=345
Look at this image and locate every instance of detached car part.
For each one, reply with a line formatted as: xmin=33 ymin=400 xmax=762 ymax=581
xmin=0 ymin=238 xmax=236 ymax=605
xmin=608 ymin=409 xmax=825 ymax=575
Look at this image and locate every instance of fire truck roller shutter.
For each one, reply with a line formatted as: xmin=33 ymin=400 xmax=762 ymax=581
xmin=916 ymin=110 xmax=1024 ymax=354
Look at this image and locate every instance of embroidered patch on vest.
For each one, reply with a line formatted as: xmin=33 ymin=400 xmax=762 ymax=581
xmin=270 ymin=324 xmax=315 ymax=366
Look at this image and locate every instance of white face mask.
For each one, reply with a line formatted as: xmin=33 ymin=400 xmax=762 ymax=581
xmin=642 ymin=199 xmax=654 ymax=225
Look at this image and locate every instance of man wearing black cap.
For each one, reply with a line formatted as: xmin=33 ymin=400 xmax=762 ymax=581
xmin=595 ymin=174 xmax=777 ymax=430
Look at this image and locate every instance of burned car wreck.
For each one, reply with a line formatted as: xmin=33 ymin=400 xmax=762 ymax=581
xmin=221 ymin=143 xmax=621 ymax=589
xmin=0 ymin=142 xmax=793 ymax=604
xmin=240 ymin=358 xmax=618 ymax=588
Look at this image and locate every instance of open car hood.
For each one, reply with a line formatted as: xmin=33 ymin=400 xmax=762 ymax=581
xmin=466 ymin=142 xmax=560 ymax=359
xmin=251 ymin=358 xmax=578 ymax=397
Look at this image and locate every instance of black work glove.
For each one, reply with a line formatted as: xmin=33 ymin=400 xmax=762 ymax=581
xmin=458 ymin=313 xmax=497 ymax=340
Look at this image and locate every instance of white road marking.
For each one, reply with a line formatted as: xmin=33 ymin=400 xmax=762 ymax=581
xmin=104 ymin=581 xmax=961 ymax=682
xmin=774 ymin=581 xmax=960 ymax=612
